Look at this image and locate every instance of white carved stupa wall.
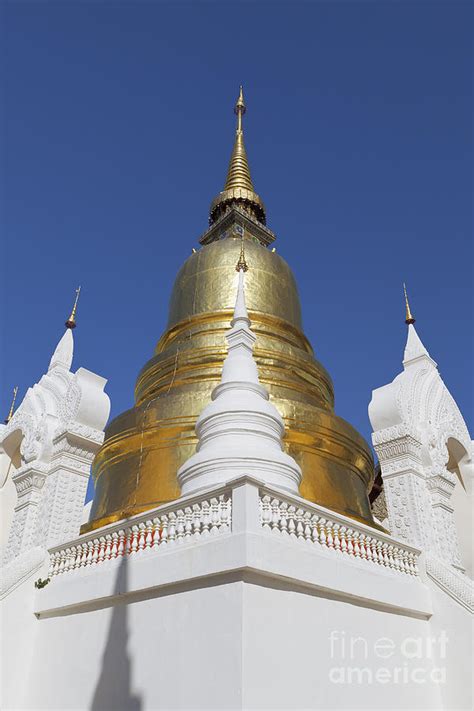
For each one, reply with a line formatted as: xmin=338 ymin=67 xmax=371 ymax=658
xmin=0 ymin=327 xmax=110 ymax=583
xmin=369 ymin=323 xmax=473 ymax=582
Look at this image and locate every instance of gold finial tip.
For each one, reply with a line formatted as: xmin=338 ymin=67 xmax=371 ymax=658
xmin=403 ymin=283 xmax=416 ymax=325
xmin=236 ymin=240 xmax=249 ymax=272
xmin=65 ymin=285 xmax=81 ymax=329
xmin=234 ymin=86 xmax=246 ymax=115
xmin=5 ymin=385 xmax=18 ymax=424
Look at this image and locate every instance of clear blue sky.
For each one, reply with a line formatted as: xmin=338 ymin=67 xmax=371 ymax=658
xmin=3 ymin=1 xmax=472 ymax=497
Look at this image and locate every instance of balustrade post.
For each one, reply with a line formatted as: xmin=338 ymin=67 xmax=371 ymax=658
xmin=136 ymin=523 xmax=146 ymax=552
xmin=103 ymin=535 xmax=112 ymax=561
xmin=85 ymin=540 xmax=94 ymax=566
xmin=67 ymin=546 xmax=77 ymax=572
xmin=220 ymin=496 xmax=231 ymax=532
xmin=184 ymin=508 xmax=193 ymax=539
xmin=131 ymin=525 xmax=139 ymax=554
xmin=271 ymin=499 xmax=280 ymax=532
xmin=295 ymin=508 xmax=304 ymax=540
xmin=261 ymin=495 xmax=272 ymax=530
xmin=192 ymin=506 xmax=201 ymax=538
xmin=160 ymin=515 xmax=169 ymax=545
xmin=210 ymin=499 xmax=219 ymax=535
xmin=110 ymin=532 xmax=118 ymax=558
xmin=287 ymin=505 xmax=296 ymax=537
xmin=145 ymin=520 xmax=154 ymax=549
xmin=303 ymin=511 xmax=312 ymax=542
xmin=52 ymin=551 xmax=61 ymax=575
xmin=152 ymin=518 xmax=161 ymax=549
xmin=326 ymin=521 xmax=335 ymax=550
xmin=117 ymin=530 xmax=125 ymax=557
xmin=353 ymin=532 xmax=361 ymax=558
xmin=176 ymin=510 xmax=185 ymax=542
xmin=97 ymin=537 xmax=106 ymax=564
xmin=231 ymin=479 xmax=261 ymax=534
xmin=340 ymin=526 xmax=348 ymax=554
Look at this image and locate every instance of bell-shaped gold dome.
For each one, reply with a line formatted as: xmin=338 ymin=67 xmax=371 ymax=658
xmin=83 ymin=90 xmax=377 ymax=533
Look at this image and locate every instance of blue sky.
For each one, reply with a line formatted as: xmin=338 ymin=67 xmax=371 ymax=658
xmin=3 ymin=1 xmax=472 ymax=500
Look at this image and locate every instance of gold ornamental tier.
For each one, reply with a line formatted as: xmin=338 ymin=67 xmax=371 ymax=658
xmin=83 ymin=89 xmax=377 ymax=533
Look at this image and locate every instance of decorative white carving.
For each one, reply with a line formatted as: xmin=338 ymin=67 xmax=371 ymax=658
xmin=1 ymin=328 xmax=110 ymax=578
xmin=59 ymin=380 xmax=82 ymax=425
xmin=0 ymin=546 xmax=47 ymax=600
xmin=426 ymin=555 xmax=474 ymax=613
xmin=369 ymin=324 xmax=472 ymax=586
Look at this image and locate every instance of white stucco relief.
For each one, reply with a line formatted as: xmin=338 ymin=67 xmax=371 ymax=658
xmin=369 ymin=323 xmax=473 ymax=606
xmin=0 ymin=327 xmax=110 ymax=592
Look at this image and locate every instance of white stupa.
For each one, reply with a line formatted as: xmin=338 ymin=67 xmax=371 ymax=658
xmin=178 ymin=241 xmax=302 ymax=496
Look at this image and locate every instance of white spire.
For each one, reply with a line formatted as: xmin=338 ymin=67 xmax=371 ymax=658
xmin=403 ymin=324 xmax=436 ymax=369
xmin=232 ymin=268 xmax=249 ymax=324
xmin=177 ymin=263 xmax=301 ymax=496
xmin=220 ymin=268 xmax=259 ymax=387
xmin=48 ymin=329 xmax=74 ymax=372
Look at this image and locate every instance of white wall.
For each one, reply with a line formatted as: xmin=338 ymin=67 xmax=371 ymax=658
xmin=242 ymin=577 xmax=468 ymax=710
xmin=5 ymin=564 xmax=471 ymax=710
xmin=1 ymin=565 xmax=41 ymax=708
xmin=428 ymin=581 xmax=474 ymax=711
xmin=23 ymin=565 xmax=244 ymax=711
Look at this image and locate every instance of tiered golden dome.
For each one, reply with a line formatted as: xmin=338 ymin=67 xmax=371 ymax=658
xmin=83 ymin=89 xmax=377 ymax=533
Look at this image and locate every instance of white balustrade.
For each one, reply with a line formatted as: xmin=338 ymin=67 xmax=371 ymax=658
xmin=48 ymin=492 xmax=232 ymax=577
xmin=46 ymin=478 xmax=420 ymax=582
xmin=259 ymin=491 xmax=419 ymax=577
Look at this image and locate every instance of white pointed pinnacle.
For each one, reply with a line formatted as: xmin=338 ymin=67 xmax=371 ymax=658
xmin=177 ymin=265 xmax=302 ymax=496
xmin=233 ymin=268 xmax=249 ymax=323
xmin=48 ymin=328 xmax=74 ymax=372
xmin=220 ymin=268 xmax=260 ymax=388
xmin=403 ymin=324 xmax=437 ymax=369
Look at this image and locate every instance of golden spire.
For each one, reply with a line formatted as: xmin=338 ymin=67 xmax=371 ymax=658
xmin=235 ymin=86 xmax=245 ymax=128
xmin=224 ymin=86 xmax=254 ymax=193
xmin=209 ymin=87 xmax=266 ymax=225
xmin=5 ymin=386 xmax=18 ymax=424
xmin=65 ymin=286 xmax=81 ymax=330
xmin=403 ymin=283 xmax=416 ymax=325
xmin=235 ymin=238 xmax=249 ymax=272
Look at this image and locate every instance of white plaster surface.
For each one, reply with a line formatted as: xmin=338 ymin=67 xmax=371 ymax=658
xmin=2 ymin=560 xmax=471 ymax=709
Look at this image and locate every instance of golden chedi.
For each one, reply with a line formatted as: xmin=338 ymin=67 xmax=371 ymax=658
xmin=84 ymin=88 xmax=377 ymax=533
